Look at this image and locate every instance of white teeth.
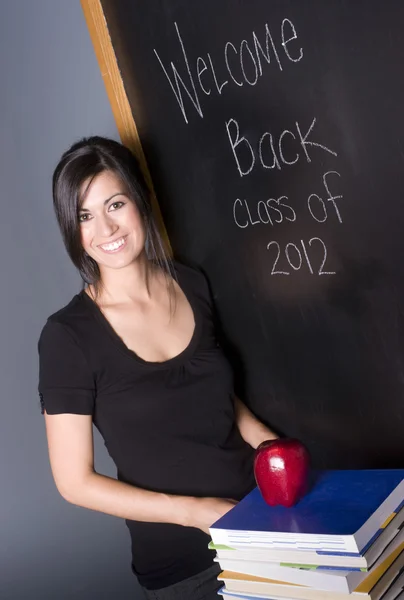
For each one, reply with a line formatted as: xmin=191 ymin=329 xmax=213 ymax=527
xmin=100 ymin=237 xmax=125 ymax=251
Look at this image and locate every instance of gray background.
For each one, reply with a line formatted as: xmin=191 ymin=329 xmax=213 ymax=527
xmin=1 ymin=1 xmax=143 ymax=598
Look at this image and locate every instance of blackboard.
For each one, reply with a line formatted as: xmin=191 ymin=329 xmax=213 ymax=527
xmin=99 ymin=0 xmax=404 ymax=468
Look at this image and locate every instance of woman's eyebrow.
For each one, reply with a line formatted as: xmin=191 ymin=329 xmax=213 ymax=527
xmin=79 ymin=192 xmax=126 ymax=212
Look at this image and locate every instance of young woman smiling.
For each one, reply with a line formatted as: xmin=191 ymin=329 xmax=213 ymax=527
xmin=38 ymin=136 xmax=277 ymax=599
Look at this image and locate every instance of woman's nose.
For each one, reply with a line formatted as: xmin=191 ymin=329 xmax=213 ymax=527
xmin=96 ymin=215 xmax=117 ymax=238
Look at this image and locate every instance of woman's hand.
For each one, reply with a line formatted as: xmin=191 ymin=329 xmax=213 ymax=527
xmin=183 ymin=497 xmax=238 ymax=535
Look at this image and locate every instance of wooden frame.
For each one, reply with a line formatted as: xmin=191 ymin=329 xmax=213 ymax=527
xmin=80 ymin=0 xmax=171 ymax=254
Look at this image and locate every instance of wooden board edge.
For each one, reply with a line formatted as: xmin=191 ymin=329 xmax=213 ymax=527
xmin=80 ymin=0 xmax=172 ymax=256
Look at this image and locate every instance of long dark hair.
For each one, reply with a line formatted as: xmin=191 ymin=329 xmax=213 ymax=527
xmin=52 ymin=136 xmax=174 ymax=299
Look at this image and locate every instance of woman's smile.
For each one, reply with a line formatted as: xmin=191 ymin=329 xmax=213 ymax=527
xmin=97 ymin=235 xmax=128 ymax=254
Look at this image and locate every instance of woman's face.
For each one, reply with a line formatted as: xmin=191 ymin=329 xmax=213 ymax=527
xmin=78 ymin=170 xmax=146 ymax=272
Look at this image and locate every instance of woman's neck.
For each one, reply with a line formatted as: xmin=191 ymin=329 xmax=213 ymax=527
xmin=89 ymin=254 xmax=162 ymax=306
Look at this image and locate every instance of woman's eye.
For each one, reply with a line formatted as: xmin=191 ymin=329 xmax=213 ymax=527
xmin=109 ymin=201 xmax=124 ymax=211
xmin=79 ymin=213 xmax=92 ymax=223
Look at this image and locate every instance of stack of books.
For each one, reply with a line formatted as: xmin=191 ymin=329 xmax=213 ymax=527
xmin=209 ymin=470 xmax=404 ymax=600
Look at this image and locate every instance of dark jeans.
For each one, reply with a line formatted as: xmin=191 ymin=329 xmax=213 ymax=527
xmin=141 ymin=563 xmax=222 ymax=600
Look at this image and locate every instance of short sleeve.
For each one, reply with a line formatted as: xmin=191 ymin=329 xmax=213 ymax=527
xmin=38 ymin=320 xmax=95 ymax=416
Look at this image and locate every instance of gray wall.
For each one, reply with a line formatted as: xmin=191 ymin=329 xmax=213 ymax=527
xmin=0 ymin=2 xmax=143 ymax=598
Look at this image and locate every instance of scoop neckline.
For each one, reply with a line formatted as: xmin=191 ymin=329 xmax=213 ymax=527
xmin=79 ymin=263 xmax=202 ymax=370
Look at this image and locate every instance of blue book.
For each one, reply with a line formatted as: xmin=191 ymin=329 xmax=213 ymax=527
xmin=209 ymin=470 xmax=404 ymax=554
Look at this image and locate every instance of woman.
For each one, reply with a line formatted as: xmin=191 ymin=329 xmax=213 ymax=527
xmin=38 ymin=136 xmax=277 ymax=599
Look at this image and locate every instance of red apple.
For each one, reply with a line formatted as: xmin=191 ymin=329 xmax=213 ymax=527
xmin=254 ymin=438 xmax=310 ymax=507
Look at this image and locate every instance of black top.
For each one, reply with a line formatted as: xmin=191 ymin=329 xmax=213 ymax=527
xmin=37 ymin=261 xmax=255 ymax=589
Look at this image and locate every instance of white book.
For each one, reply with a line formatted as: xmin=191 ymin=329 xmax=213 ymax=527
xmin=214 ymin=529 xmax=404 ymax=593
xmin=218 ymin=574 xmax=404 ymax=600
xmin=217 ymin=540 xmax=404 ymax=600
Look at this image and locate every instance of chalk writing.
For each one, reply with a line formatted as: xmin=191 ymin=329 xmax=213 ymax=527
xmin=267 ymin=238 xmax=335 ymax=276
xmin=307 ymin=171 xmax=343 ymax=223
xmin=233 ymin=196 xmax=296 ymax=228
xmin=154 ymin=15 xmax=344 ymax=277
xmin=226 ymin=117 xmax=337 ymax=177
xmin=154 ymin=18 xmax=303 ymax=124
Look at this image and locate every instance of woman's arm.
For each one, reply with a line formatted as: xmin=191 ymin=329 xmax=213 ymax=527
xmin=43 ymin=411 xmax=235 ymax=534
xmin=234 ymin=396 xmax=278 ymax=449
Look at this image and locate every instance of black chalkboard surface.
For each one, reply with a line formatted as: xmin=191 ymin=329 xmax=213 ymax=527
xmin=101 ymin=0 xmax=404 ymax=468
